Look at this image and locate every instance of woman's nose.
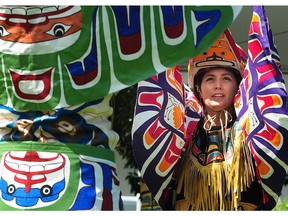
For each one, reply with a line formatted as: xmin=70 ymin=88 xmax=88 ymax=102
xmin=214 ymin=80 xmax=222 ymax=89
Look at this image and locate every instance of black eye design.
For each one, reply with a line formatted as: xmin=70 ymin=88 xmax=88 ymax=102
xmin=46 ymin=23 xmax=71 ymax=37
xmin=7 ymin=185 xmax=16 ymax=195
xmin=0 ymin=25 xmax=10 ymax=38
xmin=203 ymin=51 xmax=208 ymax=55
xmin=221 ymin=51 xmax=226 ymax=56
xmin=41 ymin=185 xmax=53 ymax=197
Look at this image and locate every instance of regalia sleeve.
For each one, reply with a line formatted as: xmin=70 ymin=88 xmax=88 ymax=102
xmin=234 ymin=6 xmax=288 ymax=210
xmin=131 ymin=66 xmax=202 ymax=209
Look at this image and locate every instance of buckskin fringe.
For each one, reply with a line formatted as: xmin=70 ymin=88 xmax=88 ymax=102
xmin=176 ymin=126 xmax=255 ymax=210
xmin=228 ymin=124 xmax=255 ymax=209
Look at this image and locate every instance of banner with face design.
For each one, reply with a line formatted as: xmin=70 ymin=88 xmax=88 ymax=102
xmin=0 ymin=6 xmax=242 ymax=110
xmin=0 ymin=5 xmax=242 ymax=211
xmin=0 ymin=142 xmax=121 ymax=210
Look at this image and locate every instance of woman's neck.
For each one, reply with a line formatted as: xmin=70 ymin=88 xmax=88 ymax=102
xmin=204 ymin=109 xmax=235 ymax=128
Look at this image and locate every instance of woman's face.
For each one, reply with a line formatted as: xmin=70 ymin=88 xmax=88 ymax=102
xmin=199 ymin=68 xmax=239 ymax=116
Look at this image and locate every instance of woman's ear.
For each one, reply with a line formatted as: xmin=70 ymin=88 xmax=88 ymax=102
xmin=196 ymin=85 xmax=201 ymax=94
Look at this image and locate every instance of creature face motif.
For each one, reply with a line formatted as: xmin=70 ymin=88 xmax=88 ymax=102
xmin=0 ymin=6 xmax=241 ymax=110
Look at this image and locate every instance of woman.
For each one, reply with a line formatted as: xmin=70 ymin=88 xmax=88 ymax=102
xmin=175 ymin=36 xmax=262 ymax=209
xmin=133 ymin=29 xmax=261 ymax=210
xmin=132 ymin=7 xmax=288 ymax=210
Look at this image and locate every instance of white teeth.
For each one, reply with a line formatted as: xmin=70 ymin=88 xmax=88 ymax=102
xmin=9 ymin=8 xmax=27 ymax=23
xmin=0 ymin=7 xmax=11 ymax=15
xmin=4 ymin=152 xmax=66 ymax=181
xmin=5 ymin=161 xmax=18 ymax=170
xmin=30 ymin=165 xmax=45 ymax=172
xmin=213 ymin=94 xmax=223 ymax=97
xmin=19 ymin=164 xmax=30 ymax=172
xmin=11 ymin=7 xmax=26 ymax=15
xmin=26 ymin=7 xmax=42 ymax=15
xmin=46 ymin=163 xmax=62 ymax=171
xmin=19 ymin=80 xmax=45 ymax=95
xmin=9 ymin=18 xmax=26 ymax=23
xmin=31 ymin=174 xmax=45 ymax=180
xmin=0 ymin=6 xmax=81 ymax=24
xmin=58 ymin=6 xmax=68 ymax=10
xmin=42 ymin=6 xmax=58 ymax=13
xmin=16 ymin=174 xmax=27 ymax=180
xmin=28 ymin=17 xmax=46 ymax=24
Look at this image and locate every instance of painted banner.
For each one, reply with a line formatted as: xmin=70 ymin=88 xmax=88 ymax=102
xmin=0 ymin=6 xmax=241 ymax=110
xmin=0 ymin=5 xmax=243 ymax=211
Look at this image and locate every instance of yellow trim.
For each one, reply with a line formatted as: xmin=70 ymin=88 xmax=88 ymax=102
xmin=176 ymin=124 xmax=255 ymax=210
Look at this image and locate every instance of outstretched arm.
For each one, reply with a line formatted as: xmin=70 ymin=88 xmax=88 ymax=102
xmin=234 ymin=6 xmax=288 ymax=210
xmin=131 ymin=66 xmax=202 ymax=209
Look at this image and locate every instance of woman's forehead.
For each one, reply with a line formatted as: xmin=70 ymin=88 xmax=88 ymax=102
xmin=203 ymin=68 xmax=234 ymax=77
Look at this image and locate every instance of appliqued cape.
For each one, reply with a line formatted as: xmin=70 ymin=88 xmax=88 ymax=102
xmin=132 ymin=6 xmax=288 ymax=210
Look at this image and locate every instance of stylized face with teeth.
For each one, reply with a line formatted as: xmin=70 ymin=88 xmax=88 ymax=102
xmin=0 ymin=6 xmax=98 ymax=110
xmin=0 ymin=5 xmax=241 ymax=110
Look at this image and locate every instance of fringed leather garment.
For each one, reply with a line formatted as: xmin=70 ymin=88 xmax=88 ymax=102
xmin=176 ymin=111 xmax=262 ymax=210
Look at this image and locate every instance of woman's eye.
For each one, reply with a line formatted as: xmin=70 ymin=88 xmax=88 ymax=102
xmin=45 ymin=23 xmax=72 ymax=37
xmin=223 ymin=76 xmax=232 ymax=81
xmin=0 ymin=25 xmax=10 ymax=38
xmin=205 ymin=77 xmax=214 ymax=82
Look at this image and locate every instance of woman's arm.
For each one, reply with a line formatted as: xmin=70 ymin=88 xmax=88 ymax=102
xmin=131 ymin=65 xmax=202 ymax=209
xmin=234 ymin=6 xmax=288 ymax=210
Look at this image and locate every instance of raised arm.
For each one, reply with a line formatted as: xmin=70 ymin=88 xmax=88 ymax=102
xmin=234 ymin=6 xmax=288 ymax=209
xmin=131 ymin=66 xmax=202 ymax=209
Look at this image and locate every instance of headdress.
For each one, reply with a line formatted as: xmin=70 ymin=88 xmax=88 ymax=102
xmin=188 ymin=29 xmax=247 ymax=90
